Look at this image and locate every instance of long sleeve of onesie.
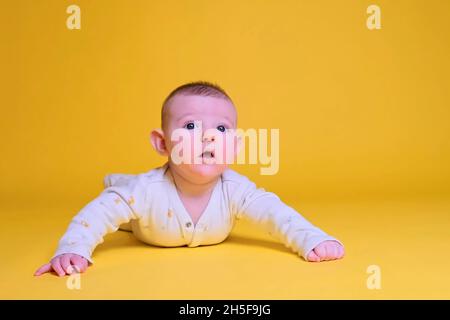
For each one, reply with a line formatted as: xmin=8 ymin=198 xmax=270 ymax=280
xmin=232 ymin=176 xmax=342 ymax=260
xmin=51 ymin=175 xmax=148 ymax=264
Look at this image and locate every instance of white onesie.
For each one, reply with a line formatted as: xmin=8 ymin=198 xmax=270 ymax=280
xmin=52 ymin=163 xmax=341 ymax=263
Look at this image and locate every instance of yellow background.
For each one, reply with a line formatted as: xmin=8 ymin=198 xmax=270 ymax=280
xmin=1 ymin=0 xmax=449 ymax=299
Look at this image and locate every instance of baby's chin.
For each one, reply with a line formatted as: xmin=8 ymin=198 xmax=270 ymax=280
xmin=174 ymin=162 xmax=228 ymax=183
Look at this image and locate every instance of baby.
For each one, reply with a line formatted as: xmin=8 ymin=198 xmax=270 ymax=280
xmin=35 ymin=81 xmax=344 ymax=277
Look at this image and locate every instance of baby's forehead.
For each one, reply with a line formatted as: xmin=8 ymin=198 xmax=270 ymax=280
xmin=165 ymin=94 xmax=237 ymax=121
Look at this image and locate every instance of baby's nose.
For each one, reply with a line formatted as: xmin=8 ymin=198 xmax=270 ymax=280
xmin=202 ymin=133 xmax=215 ymax=142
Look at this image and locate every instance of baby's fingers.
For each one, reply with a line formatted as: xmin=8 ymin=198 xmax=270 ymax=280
xmin=328 ymin=243 xmax=339 ymax=260
xmin=307 ymin=250 xmax=321 ymax=262
xmin=313 ymin=243 xmax=328 ymax=260
xmin=60 ymin=255 xmax=74 ymax=274
xmin=51 ymin=257 xmax=66 ymax=277
xmin=70 ymin=255 xmax=88 ymax=273
xmin=325 ymin=242 xmax=344 ymax=260
xmin=34 ymin=263 xmax=51 ymax=276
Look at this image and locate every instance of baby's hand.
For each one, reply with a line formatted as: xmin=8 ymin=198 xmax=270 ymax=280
xmin=307 ymin=240 xmax=345 ymax=262
xmin=34 ymin=253 xmax=89 ymax=277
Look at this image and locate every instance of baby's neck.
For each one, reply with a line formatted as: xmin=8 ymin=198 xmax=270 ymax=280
xmin=168 ymin=166 xmax=219 ymax=198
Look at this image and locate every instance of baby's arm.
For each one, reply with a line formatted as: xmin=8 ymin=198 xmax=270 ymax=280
xmin=233 ymin=179 xmax=344 ymax=262
xmin=34 ymin=174 xmax=146 ymax=276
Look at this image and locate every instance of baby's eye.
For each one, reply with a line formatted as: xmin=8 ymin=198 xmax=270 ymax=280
xmin=184 ymin=122 xmax=195 ymax=130
xmin=217 ymin=125 xmax=226 ymax=132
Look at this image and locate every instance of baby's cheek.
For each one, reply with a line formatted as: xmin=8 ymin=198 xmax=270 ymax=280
xmin=189 ymin=136 xmax=199 ymax=162
xmin=172 ymin=131 xmax=199 ymax=164
xmin=222 ymin=133 xmax=239 ymax=164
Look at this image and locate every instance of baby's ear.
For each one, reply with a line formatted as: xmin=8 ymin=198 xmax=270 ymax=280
xmin=150 ymin=129 xmax=169 ymax=156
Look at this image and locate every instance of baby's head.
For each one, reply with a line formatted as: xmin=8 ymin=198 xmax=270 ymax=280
xmin=151 ymin=81 xmax=238 ymax=184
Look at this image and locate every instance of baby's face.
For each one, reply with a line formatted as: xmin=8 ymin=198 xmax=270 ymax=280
xmin=162 ymin=94 xmax=238 ymax=183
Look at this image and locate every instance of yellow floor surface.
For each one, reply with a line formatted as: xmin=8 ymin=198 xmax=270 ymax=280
xmin=1 ymin=197 xmax=449 ymax=299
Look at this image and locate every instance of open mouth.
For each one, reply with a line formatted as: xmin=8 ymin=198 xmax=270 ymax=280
xmin=201 ymin=151 xmax=215 ymax=158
